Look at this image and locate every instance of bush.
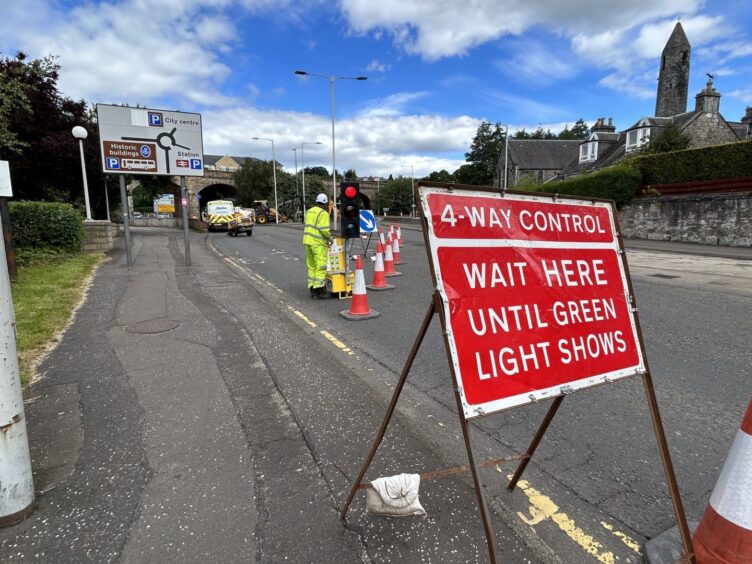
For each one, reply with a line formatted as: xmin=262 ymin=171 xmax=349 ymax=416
xmin=633 ymin=140 xmax=752 ymax=185
xmin=539 ymin=163 xmax=641 ymax=207
xmin=9 ymin=201 xmax=83 ymax=252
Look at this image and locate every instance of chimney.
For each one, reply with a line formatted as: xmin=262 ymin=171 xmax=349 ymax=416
xmin=695 ymin=79 xmax=721 ymax=114
xmin=592 ymin=117 xmax=616 ymax=133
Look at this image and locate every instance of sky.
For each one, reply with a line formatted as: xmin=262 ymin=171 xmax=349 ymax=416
xmin=2 ymin=0 xmax=751 ymax=178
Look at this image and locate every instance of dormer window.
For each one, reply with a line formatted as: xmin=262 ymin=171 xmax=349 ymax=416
xmin=579 ymin=141 xmax=598 ymax=163
xmin=626 ymin=127 xmax=651 ymax=152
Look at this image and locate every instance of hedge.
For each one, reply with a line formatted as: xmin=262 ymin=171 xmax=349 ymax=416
xmin=538 ymin=163 xmax=641 ymax=207
xmin=633 ymin=140 xmax=752 ymax=185
xmin=9 ymin=201 xmax=83 ymax=252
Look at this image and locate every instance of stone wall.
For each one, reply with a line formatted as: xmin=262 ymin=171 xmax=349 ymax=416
xmin=618 ymin=192 xmax=751 ymax=246
xmin=685 ymin=112 xmax=740 ymax=148
xmin=82 ymin=220 xmax=117 ymax=253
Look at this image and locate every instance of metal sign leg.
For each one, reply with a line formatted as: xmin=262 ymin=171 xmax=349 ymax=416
xmin=339 ymin=297 xmax=437 ymax=520
xmin=507 ymin=396 xmax=564 ymax=492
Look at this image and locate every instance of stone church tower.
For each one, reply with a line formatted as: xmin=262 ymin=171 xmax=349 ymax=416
xmin=655 ymin=22 xmax=690 ymax=117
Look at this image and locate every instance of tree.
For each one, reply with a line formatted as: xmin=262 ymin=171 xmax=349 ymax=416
xmin=425 ymin=169 xmax=454 ymax=183
xmin=464 ymin=122 xmax=506 ymax=185
xmin=304 ymin=166 xmax=330 ymax=177
xmin=343 ymin=168 xmax=357 ymax=180
xmin=379 ymin=177 xmax=412 ymax=215
xmin=642 ymin=122 xmax=692 ymax=154
xmin=0 ymin=53 xmax=106 ymax=215
xmin=558 ymin=118 xmax=590 ymax=140
xmin=235 ymin=159 xmax=274 ymax=205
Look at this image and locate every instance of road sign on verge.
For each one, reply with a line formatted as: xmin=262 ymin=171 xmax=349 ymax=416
xmin=0 ymin=161 xmax=12 ymax=197
xmin=359 ymin=210 xmax=376 ymax=233
xmin=96 ymin=104 xmax=204 ymax=177
xmin=422 ymin=188 xmax=643 ymax=418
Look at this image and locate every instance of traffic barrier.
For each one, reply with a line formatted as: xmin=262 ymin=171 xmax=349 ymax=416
xmin=392 ymin=236 xmax=405 ymax=265
xmin=340 ymin=256 xmax=380 ymax=320
xmin=384 ymin=236 xmax=402 ymax=277
xmin=367 ymin=243 xmax=395 ymax=291
xmin=692 ymin=398 xmax=752 ymax=563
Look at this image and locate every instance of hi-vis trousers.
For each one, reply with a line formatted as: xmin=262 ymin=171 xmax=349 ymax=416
xmin=305 ymin=244 xmax=328 ymax=289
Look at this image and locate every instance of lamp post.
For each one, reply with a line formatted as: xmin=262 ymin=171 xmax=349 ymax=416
xmin=292 ymin=148 xmax=299 ymax=221
xmin=503 ymin=124 xmax=510 ymax=192
xmin=72 ymin=126 xmax=92 ymax=220
xmin=300 ymin=141 xmax=322 ymax=217
xmin=252 ymin=137 xmax=278 ymax=224
xmin=401 ymin=164 xmax=415 ymax=218
xmin=294 ymin=70 xmax=367 ymax=229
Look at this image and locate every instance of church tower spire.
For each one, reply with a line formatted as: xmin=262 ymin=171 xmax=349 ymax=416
xmin=655 ymin=22 xmax=691 ymax=117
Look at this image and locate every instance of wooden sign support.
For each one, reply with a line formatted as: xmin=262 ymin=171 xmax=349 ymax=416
xmin=340 ymin=183 xmax=695 ymax=563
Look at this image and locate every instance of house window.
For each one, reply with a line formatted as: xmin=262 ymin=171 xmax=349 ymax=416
xmin=579 ymin=142 xmax=598 ymax=163
xmin=626 ymin=127 xmax=651 ymax=152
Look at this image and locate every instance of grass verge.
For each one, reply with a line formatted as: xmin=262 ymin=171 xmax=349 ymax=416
xmin=12 ymin=252 xmax=105 ymax=385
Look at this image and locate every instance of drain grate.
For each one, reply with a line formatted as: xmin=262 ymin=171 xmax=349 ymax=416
xmin=126 ymin=318 xmax=181 ymax=334
xmin=648 ymin=273 xmax=680 ymax=279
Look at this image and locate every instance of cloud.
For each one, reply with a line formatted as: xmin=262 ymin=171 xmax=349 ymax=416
xmin=727 ymin=89 xmax=752 ymax=103
xmin=358 ymin=91 xmax=429 ymax=117
xmin=366 ymin=59 xmax=391 ymax=72
xmin=340 ymin=0 xmax=701 ymax=60
xmin=478 ymin=90 xmax=566 ymax=122
xmin=496 ymin=40 xmax=577 ymax=84
xmin=202 ymin=106 xmax=481 ymax=177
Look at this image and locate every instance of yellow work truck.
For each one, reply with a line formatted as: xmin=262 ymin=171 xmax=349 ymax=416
xmin=206 ymin=199 xmax=234 ymax=231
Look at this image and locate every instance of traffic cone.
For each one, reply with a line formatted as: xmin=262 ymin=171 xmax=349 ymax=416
xmin=396 ymin=224 xmax=402 ymax=244
xmin=384 ymin=236 xmax=402 ymax=277
xmin=392 ymin=235 xmax=405 ymax=265
xmin=692 ymin=398 xmax=752 ymax=563
xmin=389 ymin=224 xmax=396 ymax=243
xmin=340 ymin=256 xmax=380 ymax=320
xmin=367 ymin=243 xmax=395 ymax=291
xmin=378 ymin=227 xmax=386 ymax=246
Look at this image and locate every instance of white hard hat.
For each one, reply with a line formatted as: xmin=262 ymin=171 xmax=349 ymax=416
xmin=316 ymin=193 xmax=328 ymax=204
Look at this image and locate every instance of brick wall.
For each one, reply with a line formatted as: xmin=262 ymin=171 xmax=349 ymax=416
xmin=618 ymin=192 xmax=751 ymax=246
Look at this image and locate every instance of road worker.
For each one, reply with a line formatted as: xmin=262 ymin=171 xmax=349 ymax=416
xmin=303 ymin=193 xmax=332 ymax=298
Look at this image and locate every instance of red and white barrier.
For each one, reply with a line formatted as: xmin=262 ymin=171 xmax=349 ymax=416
xmin=693 ymin=399 xmax=752 ymax=563
xmin=340 ymin=256 xmax=380 ymax=320
xmin=367 ymin=243 xmax=395 ymax=291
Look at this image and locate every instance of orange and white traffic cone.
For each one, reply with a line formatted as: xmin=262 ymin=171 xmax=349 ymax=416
xmin=340 ymin=256 xmax=380 ymax=320
xmin=692 ymin=398 xmax=752 ymax=563
xmin=367 ymin=243 xmax=395 ymax=291
xmin=383 ymin=236 xmax=402 ymax=277
xmin=396 ymin=223 xmax=402 ymax=244
xmin=378 ymin=227 xmax=386 ymax=246
xmin=389 ymin=224 xmax=396 ymax=243
xmin=392 ymin=235 xmax=405 ymax=265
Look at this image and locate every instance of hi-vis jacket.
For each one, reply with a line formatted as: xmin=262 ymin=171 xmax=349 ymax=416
xmin=303 ymin=205 xmax=331 ymax=246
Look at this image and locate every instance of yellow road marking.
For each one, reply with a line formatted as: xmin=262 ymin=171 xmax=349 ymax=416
xmin=601 ymin=521 xmax=642 ymax=554
xmin=288 ymin=306 xmax=317 ymax=328
xmin=320 ymin=330 xmax=354 ymax=355
xmin=513 ymin=478 xmax=616 ymax=564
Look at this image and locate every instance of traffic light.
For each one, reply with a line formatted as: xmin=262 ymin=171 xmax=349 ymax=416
xmin=340 ymin=181 xmax=360 ymax=238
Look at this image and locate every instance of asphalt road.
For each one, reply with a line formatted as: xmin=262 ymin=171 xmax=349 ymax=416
xmin=209 ymin=222 xmax=751 ymax=563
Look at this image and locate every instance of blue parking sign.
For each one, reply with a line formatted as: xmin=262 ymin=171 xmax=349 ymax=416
xmin=106 ymin=158 xmax=120 ymax=169
xmin=190 ymin=159 xmax=202 ymax=170
xmin=148 ymin=112 xmax=163 ymax=126
xmin=359 ymin=210 xmax=377 ymax=233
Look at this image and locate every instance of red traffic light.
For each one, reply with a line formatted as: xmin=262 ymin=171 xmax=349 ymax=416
xmin=344 ymin=185 xmax=358 ymax=199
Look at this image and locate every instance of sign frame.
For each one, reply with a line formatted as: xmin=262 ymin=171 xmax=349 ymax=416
xmin=341 ymin=182 xmax=696 ymax=564
xmin=96 ymin=103 xmax=205 ymax=177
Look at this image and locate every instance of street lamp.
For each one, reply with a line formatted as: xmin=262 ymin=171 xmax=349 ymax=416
xmin=300 ymin=141 xmax=322 ymax=217
xmin=72 ymin=126 xmax=92 ymax=220
xmin=294 ymin=70 xmax=367 ymax=228
xmin=252 ymin=137 xmax=278 ymax=224
xmin=292 ymin=148 xmax=299 ymax=221
xmin=401 ymin=164 xmax=415 ymax=218
xmin=502 ymin=124 xmax=510 ymax=192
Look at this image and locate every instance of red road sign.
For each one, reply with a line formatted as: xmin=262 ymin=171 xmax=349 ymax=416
xmin=420 ymin=187 xmax=644 ymax=418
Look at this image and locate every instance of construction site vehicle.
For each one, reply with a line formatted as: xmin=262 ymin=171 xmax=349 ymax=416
xmin=252 ymin=200 xmax=287 ymax=224
xmin=227 ymin=207 xmax=255 ymax=237
xmin=206 ymin=199 xmax=235 ymax=231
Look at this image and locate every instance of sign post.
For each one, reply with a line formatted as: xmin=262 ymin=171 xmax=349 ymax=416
xmin=341 ymin=183 xmax=695 ymax=563
xmin=96 ymin=104 xmax=204 ymax=267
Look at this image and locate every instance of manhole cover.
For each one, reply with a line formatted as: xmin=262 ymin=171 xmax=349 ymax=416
xmin=126 ymin=318 xmax=181 ymax=334
xmin=648 ymin=273 xmax=680 ymax=279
